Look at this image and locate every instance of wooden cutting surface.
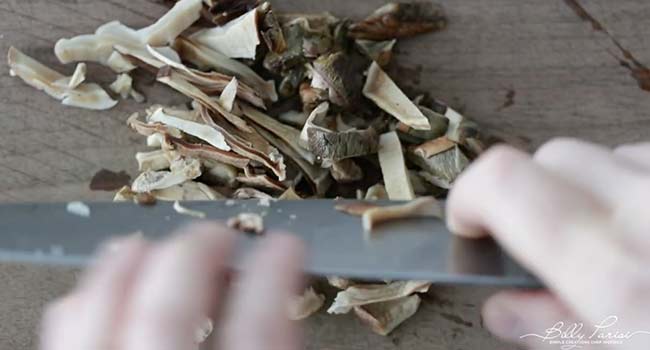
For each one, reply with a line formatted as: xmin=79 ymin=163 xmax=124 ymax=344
xmin=1 ymin=0 xmax=649 ymax=349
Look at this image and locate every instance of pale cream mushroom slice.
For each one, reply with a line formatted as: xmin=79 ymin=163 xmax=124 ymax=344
xmin=66 ymin=63 xmax=86 ymax=89
xmin=109 ymin=73 xmax=145 ymax=102
xmin=135 ymin=150 xmax=171 ymax=171
xmin=149 ymin=107 xmax=231 ymax=151
xmin=138 ymin=0 xmax=203 ymax=46
xmin=190 ymin=7 xmax=260 ymax=59
xmin=152 ymin=181 xmax=223 ymax=201
xmin=361 ymin=196 xmax=443 ymax=232
xmin=218 ymin=77 xmax=238 ymax=112
xmin=363 ymin=61 xmax=430 ymax=130
xmin=353 ymin=294 xmax=421 ymax=336
xmin=131 ymin=158 xmax=201 ymax=193
xmin=173 ymin=201 xmax=207 ymax=219
xmin=288 ymin=287 xmax=325 ymax=320
xmin=8 ymin=47 xmax=117 ymax=110
xmin=377 ymin=131 xmax=415 ymax=200
xmin=299 ymin=101 xmax=329 ymax=148
xmin=327 ymin=280 xmax=430 ymax=314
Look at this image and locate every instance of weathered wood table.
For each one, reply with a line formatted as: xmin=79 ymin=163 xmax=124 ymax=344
xmin=1 ymin=0 xmax=649 ymax=349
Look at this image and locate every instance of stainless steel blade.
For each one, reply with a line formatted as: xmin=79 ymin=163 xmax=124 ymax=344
xmin=0 ymin=200 xmax=539 ymax=287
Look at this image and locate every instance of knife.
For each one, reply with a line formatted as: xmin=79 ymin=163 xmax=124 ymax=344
xmin=0 ymin=200 xmax=539 ymax=287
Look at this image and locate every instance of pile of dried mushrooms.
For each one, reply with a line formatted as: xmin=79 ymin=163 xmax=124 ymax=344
xmin=7 ymin=0 xmax=504 ymax=335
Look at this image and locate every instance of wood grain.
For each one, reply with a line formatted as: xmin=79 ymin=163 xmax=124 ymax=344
xmin=1 ymin=0 xmax=649 ymax=349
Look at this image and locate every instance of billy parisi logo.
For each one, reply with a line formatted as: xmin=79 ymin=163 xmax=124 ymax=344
xmin=519 ymin=316 xmax=650 ymax=349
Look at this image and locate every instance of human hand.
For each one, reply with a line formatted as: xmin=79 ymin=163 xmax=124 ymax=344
xmin=447 ymin=139 xmax=650 ymax=349
xmin=39 ymin=222 xmax=305 ymax=350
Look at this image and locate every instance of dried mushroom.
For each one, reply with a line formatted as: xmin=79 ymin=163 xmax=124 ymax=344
xmin=349 ymin=2 xmax=447 ymax=40
xmin=9 ymin=0 xmax=513 ymax=335
xmin=8 ymin=47 xmax=117 ymax=110
xmin=173 ymin=201 xmax=207 ymax=218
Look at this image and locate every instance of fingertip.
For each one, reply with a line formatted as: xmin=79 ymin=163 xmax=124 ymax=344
xmin=481 ymin=291 xmax=523 ymax=341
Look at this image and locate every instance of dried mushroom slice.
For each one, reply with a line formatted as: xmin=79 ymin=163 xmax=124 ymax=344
xmin=110 ymin=73 xmax=145 ymax=102
xmin=327 ymin=276 xmax=354 ymax=290
xmin=377 ymin=131 xmax=415 ymax=200
xmin=362 ymin=196 xmax=443 ymax=232
xmin=307 ymin=127 xmax=379 ymax=166
xmin=153 ymin=181 xmax=223 ymax=201
xmin=349 ymin=2 xmax=447 ymax=40
xmin=173 ymin=37 xmax=278 ymax=101
xmin=127 ymin=112 xmax=182 ymax=138
xmin=354 ymin=39 xmax=396 ymax=67
xmin=207 ymin=0 xmax=260 ymax=26
xmin=278 ymin=187 xmax=302 ymax=200
xmin=8 ymin=47 xmax=117 ymax=110
xmin=131 ymin=158 xmax=202 ymax=193
xmin=288 ymin=287 xmax=325 ymax=320
xmin=365 ymin=184 xmax=388 ymax=200
xmin=138 ymin=0 xmax=203 ymax=46
xmin=163 ymin=135 xmax=250 ymax=169
xmin=363 ymin=62 xmax=430 ymax=130
xmin=227 ymin=212 xmax=264 ymax=234
xmin=173 ymin=201 xmax=207 ymax=218
xmin=66 ymin=63 xmax=86 ymax=89
xmin=190 ymin=7 xmax=260 ymax=59
xmin=327 ymin=280 xmax=430 ymax=314
xmin=235 ymin=174 xmax=287 ymax=192
xmin=312 ymin=52 xmax=365 ymax=108
xmin=150 ymin=107 xmax=230 ymax=151
xmin=409 ymin=144 xmax=469 ymax=189
xmin=219 ymin=77 xmax=238 ymax=112
xmin=330 ymin=159 xmax=363 ymax=183
xmin=412 ymin=136 xmax=456 ymax=158
xmin=334 ymin=201 xmax=380 ymax=216
xmin=233 ymin=187 xmax=273 ymax=200
xmin=354 ymin=294 xmax=421 ymax=336
xmin=135 ymin=150 xmax=171 ymax=171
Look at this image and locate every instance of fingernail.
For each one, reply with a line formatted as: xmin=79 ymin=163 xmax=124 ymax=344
xmin=482 ymin=297 xmax=523 ymax=341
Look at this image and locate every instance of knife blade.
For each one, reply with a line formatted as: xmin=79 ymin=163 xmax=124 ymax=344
xmin=0 ymin=200 xmax=539 ymax=287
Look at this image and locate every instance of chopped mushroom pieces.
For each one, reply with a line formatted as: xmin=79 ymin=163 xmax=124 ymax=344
xmin=227 ymin=212 xmax=264 ymax=234
xmin=361 ymin=196 xmax=443 ymax=232
xmin=173 ymin=201 xmax=207 ymax=218
xmin=66 ymin=201 xmax=91 ymax=218
xmin=8 ymin=0 xmax=512 ymax=333
xmin=288 ymin=287 xmax=326 ymax=320
xmin=328 ymin=280 xmax=430 ymax=314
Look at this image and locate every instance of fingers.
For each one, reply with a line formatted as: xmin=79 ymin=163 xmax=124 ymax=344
xmin=483 ymin=290 xmax=581 ymax=349
xmin=446 ymin=146 xmax=632 ymax=323
xmin=121 ymin=222 xmax=236 ymax=350
xmin=220 ymin=233 xmax=305 ymax=350
xmin=534 ymin=138 xmax=647 ymax=205
xmin=41 ymin=236 xmax=149 ymax=350
xmin=614 ymin=142 xmax=650 ymax=171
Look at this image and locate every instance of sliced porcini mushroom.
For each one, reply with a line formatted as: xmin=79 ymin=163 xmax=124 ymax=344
xmin=299 ymin=82 xmax=327 ymax=113
xmin=157 ymin=68 xmax=252 ymax=132
xmin=299 ymin=101 xmax=329 ymax=148
xmin=227 ymin=212 xmax=264 ymax=234
xmin=334 ymin=201 xmax=380 ymax=216
xmin=330 ymin=159 xmax=363 ymax=183
xmin=354 ymin=294 xmax=421 ymax=336
xmin=113 ymin=44 xmax=182 ymax=72
xmin=232 ymin=187 xmax=273 ymax=200
xmin=206 ymin=0 xmax=260 ymax=25
xmin=412 ymin=136 xmax=455 ymax=158
xmin=355 ymin=39 xmax=396 ymax=67
xmin=163 ymin=135 xmax=250 ymax=169
xmin=149 ymin=107 xmax=230 ymax=151
xmin=109 ymin=73 xmax=145 ymax=102
xmin=260 ymin=8 xmax=287 ymax=54
xmin=443 ymin=106 xmax=480 ymax=144
xmin=278 ymin=110 xmax=308 ymax=127
xmin=173 ymin=37 xmax=278 ymax=101
xmin=131 ymin=157 xmax=201 ymax=193
xmin=190 ymin=7 xmax=260 ymax=59
xmin=409 ymin=144 xmax=469 ymax=189
xmin=219 ymin=77 xmax=238 ymax=112
xmin=153 ymin=181 xmax=223 ymax=201
xmin=202 ymin=159 xmax=239 ymax=187
xmin=236 ymin=173 xmax=287 ymax=192
xmin=135 ymin=150 xmax=171 ymax=171
xmin=173 ymin=200 xmax=207 ymax=218
xmin=241 ymin=104 xmax=315 ymax=164
xmin=288 ymin=287 xmax=325 ymax=320
xmin=327 ymin=280 xmax=430 ymax=314
xmin=365 ymin=183 xmax=388 ymax=200
xmin=377 ymin=131 xmax=415 ymax=200
xmin=138 ymin=0 xmax=203 ymax=46
xmin=198 ymin=105 xmax=286 ymax=180
xmin=312 ymin=51 xmax=365 ymax=107
xmin=363 ymin=62 xmax=430 ymax=130
xmin=361 ymin=196 xmax=443 ymax=232
xmin=8 ymin=47 xmax=117 ymax=110
xmin=127 ymin=112 xmax=183 ymax=138
xmin=253 ymin=125 xmax=331 ymax=196
xmin=54 ymin=21 xmax=141 ymax=72
xmin=327 ymin=276 xmax=354 ymax=290
xmin=278 ymin=187 xmax=302 ymax=200
xmin=396 ymin=105 xmax=449 ymax=142
xmin=349 ymin=2 xmax=447 ymax=40
xmin=307 ymin=126 xmax=379 ymax=166
xmin=66 ymin=63 xmax=86 ymax=89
